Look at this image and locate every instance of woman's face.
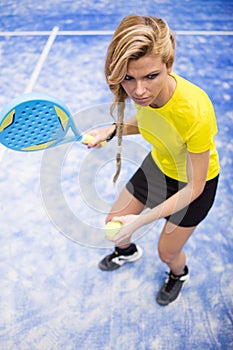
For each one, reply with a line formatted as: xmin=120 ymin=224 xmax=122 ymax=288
xmin=121 ymin=54 xmax=175 ymax=108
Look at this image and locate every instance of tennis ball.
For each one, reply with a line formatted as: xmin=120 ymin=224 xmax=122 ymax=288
xmin=82 ymin=134 xmax=106 ymax=147
xmin=82 ymin=134 xmax=94 ymax=144
xmin=105 ymin=221 xmax=122 ymax=238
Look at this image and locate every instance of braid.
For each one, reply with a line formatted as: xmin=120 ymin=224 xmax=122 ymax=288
xmin=113 ymin=100 xmax=125 ymax=183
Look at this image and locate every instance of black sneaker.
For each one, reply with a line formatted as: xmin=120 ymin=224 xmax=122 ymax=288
xmin=98 ymin=243 xmax=143 ymax=271
xmin=156 ymin=266 xmax=189 ymax=306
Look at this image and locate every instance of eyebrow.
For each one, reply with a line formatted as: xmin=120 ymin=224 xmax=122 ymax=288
xmin=126 ymin=70 xmax=161 ymax=79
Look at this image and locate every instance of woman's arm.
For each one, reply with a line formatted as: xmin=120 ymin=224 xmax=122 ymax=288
xmin=111 ymin=150 xmax=210 ymax=244
xmin=122 ymin=116 xmax=139 ymax=135
xmin=85 ymin=116 xmax=139 ymax=146
xmin=140 ymin=150 xmax=210 ymax=223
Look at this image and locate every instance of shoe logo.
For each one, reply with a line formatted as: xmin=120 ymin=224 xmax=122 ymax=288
xmin=112 ymin=257 xmax=127 ymax=265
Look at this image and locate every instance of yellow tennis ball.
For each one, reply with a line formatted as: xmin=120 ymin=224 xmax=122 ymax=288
xmin=82 ymin=133 xmax=106 ymax=147
xmin=105 ymin=221 xmax=122 ymax=238
xmin=82 ymin=134 xmax=94 ymax=144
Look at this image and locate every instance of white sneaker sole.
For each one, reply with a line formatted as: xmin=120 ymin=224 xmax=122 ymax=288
xmin=112 ymin=245 xmax=143 ymax=266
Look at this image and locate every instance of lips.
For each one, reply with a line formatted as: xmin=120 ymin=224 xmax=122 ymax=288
xmin=133 ymin=97 xmax=152 ymax=105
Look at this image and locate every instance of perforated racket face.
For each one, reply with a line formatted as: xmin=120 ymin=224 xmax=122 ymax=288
xmin=0 ymin=94 xmax=72 ymax=151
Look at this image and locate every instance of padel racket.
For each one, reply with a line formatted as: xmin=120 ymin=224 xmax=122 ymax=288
xmin=0 ymin=92 xmax=105 ymax=152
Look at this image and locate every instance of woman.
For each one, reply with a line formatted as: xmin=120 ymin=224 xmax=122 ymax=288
xmin=86 ymin=15 xmax=220 ymax=306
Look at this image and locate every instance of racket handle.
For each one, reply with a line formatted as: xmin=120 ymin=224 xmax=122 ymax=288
xmin=82 ymin=134 xmax=106 ymax=147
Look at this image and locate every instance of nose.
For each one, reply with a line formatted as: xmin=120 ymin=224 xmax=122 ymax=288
xmin=134 ymin=80 xmax=146 ymax=97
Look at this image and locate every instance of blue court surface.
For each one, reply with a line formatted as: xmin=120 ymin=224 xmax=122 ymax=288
xmin=0 ymin=1 xmax=232 ymax=349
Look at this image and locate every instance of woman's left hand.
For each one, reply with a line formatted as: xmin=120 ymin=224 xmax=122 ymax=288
xmin=106 ymin=214 xmax=141 ymax=246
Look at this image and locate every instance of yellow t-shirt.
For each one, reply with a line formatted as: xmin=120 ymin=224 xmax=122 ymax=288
xmin=136 ymin=72 xmax=220 ymax=182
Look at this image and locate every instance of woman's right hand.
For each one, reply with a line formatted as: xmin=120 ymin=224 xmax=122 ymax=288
xmin=82 ymin=124 xmax=116 ymax=148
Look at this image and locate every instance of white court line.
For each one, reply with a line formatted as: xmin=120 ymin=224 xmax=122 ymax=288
xmin=0 ymin=30 xmax=114 ymax=36
xmin=0 ymin=30 xmax=232 ymax=36
xmin=176 ymin=30 xmax=233 ymax=36
xmin=24 ymin=26 xmax=59 ymax=93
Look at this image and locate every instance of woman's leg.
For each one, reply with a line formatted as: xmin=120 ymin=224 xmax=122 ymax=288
xmin=106 ymin=187 xmax=145 ymax=248
xmin=158 ymin=221 xmax=196 ymax=275
xmin=98 ymin=187 xmax=145 ymax=270
xmin=156 ymin=221 xmax=196 ymax=305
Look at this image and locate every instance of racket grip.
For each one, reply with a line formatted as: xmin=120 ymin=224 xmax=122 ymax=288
xmin=82 ymin=134 xmax=106 ymax=147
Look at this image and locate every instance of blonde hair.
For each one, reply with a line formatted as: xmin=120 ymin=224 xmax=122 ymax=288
xmin=105 ymin=15 xmax=176 ymax=182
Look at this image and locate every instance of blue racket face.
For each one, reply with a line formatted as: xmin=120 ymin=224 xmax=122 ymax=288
xmin=0 ymin=92 xmax=75 ymax=151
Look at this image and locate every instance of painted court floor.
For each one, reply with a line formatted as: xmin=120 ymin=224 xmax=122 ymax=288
xmin=0 ymin=1 xmax=232 ymax=349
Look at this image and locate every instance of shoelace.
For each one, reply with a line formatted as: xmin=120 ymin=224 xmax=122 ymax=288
xmin=115 ymin=245 xmax=136 ymax=256
xmin=164 ymin=272 xmax=180 ymax=293
xmin=109 ymin=250 xmax=119 ymax=259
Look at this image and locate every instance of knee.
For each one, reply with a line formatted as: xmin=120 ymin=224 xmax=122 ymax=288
xmin=158 ymin=250 xmax=173 ymax=264
xmin=158 ymin=244 xmax=176 ymax=264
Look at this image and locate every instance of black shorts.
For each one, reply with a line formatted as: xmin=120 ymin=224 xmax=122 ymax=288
xmin=126 ymin=153 xmax=219 ymax=227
